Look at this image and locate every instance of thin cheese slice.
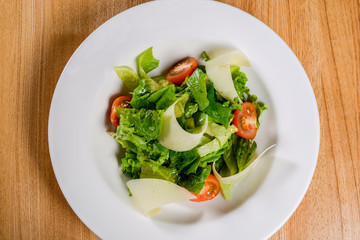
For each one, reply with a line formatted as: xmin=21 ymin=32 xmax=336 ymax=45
xmin=213 ymin=144 xmax=276 ymax=184
xmin=157 ymin=98 xmax=208 ymax=152
xmin=207 ymin=48 xmax=251 ymax=67
xmin=126 ymin=179 xmax=195 ymax=215
xmin=205 ymin=50 xmax=251 ymax=102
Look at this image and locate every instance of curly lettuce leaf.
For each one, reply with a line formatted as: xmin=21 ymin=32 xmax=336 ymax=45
xmin=247 ymin=94 xmax=267 ymax=127
xmin=231 ymin=66 xmax=249 ymax=102
xmin=116 ymin=108 xmax=163 ymax=141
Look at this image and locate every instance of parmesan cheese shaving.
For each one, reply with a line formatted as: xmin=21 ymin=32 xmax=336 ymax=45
xmin=205 ymin=50 xmax=251 ymax=102
xmin=126 ymin=179 xmax=195 ymax=216
xmin=157 ymin=98 xmax=208 ymax=152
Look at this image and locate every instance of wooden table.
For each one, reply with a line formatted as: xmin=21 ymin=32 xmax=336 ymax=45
xmin=1 ymin=0 xmax=359 ymax=239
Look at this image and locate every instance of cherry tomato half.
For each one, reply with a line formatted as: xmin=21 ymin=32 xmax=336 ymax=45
xmin=110 ymin=96 xmax=132 ymax=127
xmin=166 ymin=57 xmax=197 ymax=84
xmin=190 ymin=174 xmax=220 ymax=202
xmin=232 ymin=102 xmax=258 ymax=139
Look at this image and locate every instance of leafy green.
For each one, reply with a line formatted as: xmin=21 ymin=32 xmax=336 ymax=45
xmin=113 ymin=66 xmax=140 ymax=91
xmin=136 ymin=47 xmax=167 ymax=92
xmin=140 ymin=161 xmax=177 ymax=183
xmin=201 ymin=51 xmax=211 ymax=62
xmin=121 ymin=150 xmax=141 ymax=178
xmin=197 ymin=123 xmax=236 ymax=157
xmin=116 ymin=108 xmax=163 ymax=141
xmin=222 ymin=134 xmax=238 ymax=176
xmin=177 ymin=165 xmax=211 ymax=194
xmin=236 ymin=138 xmax=257 ymax=171
xmin=184 ymin=102 xmax=198 ymax=118
xmin=197 ymin=138 xmax=221 ymax=157
xmin=130 ymin=79 xmax=152 ymax=109
xmin=169 ymin=148 xmax=199 ymax=172
xmin=186 ymin=69 xmax=209 ymax=111
xmin=214 ymin=134 xmax=258 ymax=201
xmin=231 ymin=66 xmax=250 ymax=102
xmin=148 ymin=84 xmax=177 ymax=110
xmin=152 ymin=75 xmax=172 ymax=88
xmin=204 ymin=82 xmax=232 ymax=127
xmin=193 ymin=112 xmax=207 ymax=127
xmin=247 ymin=94 xmax=267 ymax=127
xmin=219 ymin=182 xmax=234 ymax=201
xmin=137 ymin=47 xmax=159 ymax=80
xmin=130 ymin=79 xmax=177 ymax=110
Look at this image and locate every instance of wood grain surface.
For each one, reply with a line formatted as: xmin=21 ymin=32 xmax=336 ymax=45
xmin=0 ymin=0 xmax=359 ymax=239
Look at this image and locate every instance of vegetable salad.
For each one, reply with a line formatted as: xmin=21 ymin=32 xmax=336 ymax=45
xmin=109 ymin=47 xmax=267 ymax=203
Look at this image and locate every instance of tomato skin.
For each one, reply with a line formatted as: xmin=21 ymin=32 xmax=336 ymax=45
xmin=166 ymin=57 xmax=197 ymax=84
xmin=190 ymin=174 xmax=220 ymax=202
xmin=110 ymin=96 xmax=132 ymax=127
xmin=232 ymin=102 xmax=258 ymax=140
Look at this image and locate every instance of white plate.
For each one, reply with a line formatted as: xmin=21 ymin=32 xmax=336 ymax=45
xmin=48 ymin=1 xmax=320 ymax=239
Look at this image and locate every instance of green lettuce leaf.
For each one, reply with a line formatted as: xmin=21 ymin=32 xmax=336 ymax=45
xmin=197 ymin=123 xmax=236 ymax=157
xmin=186 ymin=69 xmax=209 ymax=111
xmin=113 ymin=66 xmax=140 ymax=91
xmin=169 ymin=148 xmax=199 ymax=172
xmin=131 ymin=79 xmax=177 ymax=110
xmin=231 ymin=66 xmax=249 ymax=102
xmin=247 ymin=94 xmax=267 ymax=127
xmin=140 ymin=161 xmax=177 ymax=183
xmin=137 ymin=47 xmax=159 ymax=80
xmin=148 ymin=84 xmax=177 ymax=110
xmin=116 ymin=108 xmax=163 ymax=141
xmin=177 ymin=165 xmax=211 ymax=194
xmin=204 ymin=82 xmax=232 ymax=127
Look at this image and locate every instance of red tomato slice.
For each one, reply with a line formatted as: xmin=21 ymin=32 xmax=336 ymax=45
xmin=166 ymin=57 xmax=197 ymax=84
xmin=110 ymin=96 xmax=132 ymax=127
xmin=190 ymin=174 xmax=220 ymax=202
xmin=232 ymin=102 xmax=258 ymax=139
